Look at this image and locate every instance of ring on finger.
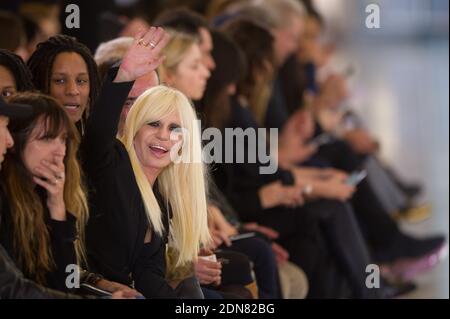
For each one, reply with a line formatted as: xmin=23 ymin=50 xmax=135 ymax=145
xmin=138 ymin=38 xmax=149 ymax=47
xmin=149 ymin=41 xmax=157 ymax=48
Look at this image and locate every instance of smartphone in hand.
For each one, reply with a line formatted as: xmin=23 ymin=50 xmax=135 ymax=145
xmin=346 ymin=170 xmax=367 ymax=186
xmin=310 ymin=133 xmax=333 ymax=147
xmin=229 ymin=232 xmax=256 ymax=242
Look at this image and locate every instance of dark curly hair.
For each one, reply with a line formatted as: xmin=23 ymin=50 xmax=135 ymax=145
xmin=27 ymin=35 xmax=100 ymax=133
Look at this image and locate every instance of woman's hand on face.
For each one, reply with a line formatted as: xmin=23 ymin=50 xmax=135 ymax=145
xmin=33 ymin=158 xmax=66 ymax=221
xmin=114 ymin=27 xmax=171 ymax=83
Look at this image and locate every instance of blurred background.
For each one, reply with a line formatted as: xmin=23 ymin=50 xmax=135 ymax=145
xmin=0 ymin=0 xmax=448 ymax=298
xmin=315 ymin=0 xmax=449 ymax=298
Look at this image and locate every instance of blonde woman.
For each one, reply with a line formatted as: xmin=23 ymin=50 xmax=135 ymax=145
xmin=157 ymin=29 xmax=210 ymax=102
xmin=82 ymin=27 xmax=210 ymax=298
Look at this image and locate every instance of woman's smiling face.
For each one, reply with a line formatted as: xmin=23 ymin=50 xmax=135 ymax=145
xmin=133 ymin=111 xmax=183 ymax=174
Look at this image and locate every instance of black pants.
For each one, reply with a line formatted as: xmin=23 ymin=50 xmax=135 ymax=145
xmin=316 ymin=139 xmax=401 ymax=252
xmin=253 ymin=200 xmax=380 ymax=298
xmin=222 ymin=236 xmax=281 ymax=299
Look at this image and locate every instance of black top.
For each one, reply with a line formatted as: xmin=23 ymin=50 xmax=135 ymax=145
xmin=211 ymin=96 xmax=295 ymax=221
xmin=81 ymin=68 xmax=176 ymax=298
xmin=0 ymin=187 xmax=77 ymax=292
xmin=264 ymin=77 xmax=290 ymax=132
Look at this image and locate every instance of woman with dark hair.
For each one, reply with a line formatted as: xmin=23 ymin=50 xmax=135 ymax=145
xmin=199 ymin=30 xmax=313 ymax=299
xmin=0 ymin=92 xmax=141 ymax=297
xmin=200 ymin=31 xmax=245 ymax=130
xmin=211 ymin=18 xmax=405 ymax=298
xmin=0 ymin=92 xmax=88 ymax=291
xmin=0 ymin=11 xmax=28 ymax=61
xmin=27 ymin=35 xmax=101 ymax=135
xmin=0 ymin=49 xmax=34 ymax=100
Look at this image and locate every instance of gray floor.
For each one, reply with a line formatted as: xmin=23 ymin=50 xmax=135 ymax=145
xmin=338 ymin=38 xmax=449 ymax=299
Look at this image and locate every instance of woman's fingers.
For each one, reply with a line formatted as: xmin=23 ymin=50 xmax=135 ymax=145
xmin=283 ymin=186 xmax=304 ymax=207
xmin=254 ymin=224 xmax=279 ymax=239
xmin=151 ymin=28 xmax=171 ymax=55
xmin=217 ymin=230 xmax=231 ymax=247
xmin=199 ymin=260 xmax=222 ymax=273
xmin=195 ymin=259 xmax=222 ymax=284
xmin=198 ymin=273 xmax=220 ymax=285
xmin=41 ymin=160 xmax=65 ymax=180
xmin=139 ymin=26 xmax=170 ymax=57
xmin=272 ymin=242 xmax=289 ymax=261
xmin=133 ymin=28 xmax=147 ymax=41
xmin=146 ymin=26 xmax=164 ymax=47
xmin=33 ymin=175 xmax=56 ymax=192
xmin=35 ymin=166 xmax=58 ymax=185
xmin=138 ymin=26 xmax=157 ymax=45
xmin=212 ymin=234 xmax=223 ymax=247
xmin=35 ymin=164 xmax=64 ymax=190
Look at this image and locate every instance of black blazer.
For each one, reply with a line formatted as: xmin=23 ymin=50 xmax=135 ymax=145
xmin=81 ymin=69 xmax=176 ymax=298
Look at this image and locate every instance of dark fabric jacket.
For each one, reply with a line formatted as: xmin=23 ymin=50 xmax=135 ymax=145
xmin=0 ymin=244 xmax=84 ymax=299
xmin=81 ymin=68 xmax=176 ymax=298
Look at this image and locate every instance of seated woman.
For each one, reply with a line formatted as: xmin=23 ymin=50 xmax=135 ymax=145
xmin=157 ymin=29 xmax=282 ymax=299
xmin=0 ymin=92 xmax=88 ymax=291
xmin=0 ymin=49 xmax=34 ymax=99
xmin=0 ymin=50 xmax=143 ymax=297
xmin=207 ymin=18 xmax=392 ymax=298
xmin=82 ymin=27 xmax=210 ymax=298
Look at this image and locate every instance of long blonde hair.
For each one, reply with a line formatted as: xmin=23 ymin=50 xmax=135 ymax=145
xmin=120 ymin=85 xmax=210 ymax=267
xmin=1 ymin=92 xmax=89 ymax=284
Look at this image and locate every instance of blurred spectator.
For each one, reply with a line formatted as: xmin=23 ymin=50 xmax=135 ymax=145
xmin=19 ymin=0 xmax=61 ymax=38
xmin=0 ymin=11 xmax=28 ymax=61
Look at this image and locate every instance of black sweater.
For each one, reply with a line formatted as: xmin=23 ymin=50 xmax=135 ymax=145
xmin=0 ymin=187 xmax=77 ymax=292
xmin=81 ymin=69 xmax=176 ymax=298
xmin=211 ymin=97 xmax=295 ymax=222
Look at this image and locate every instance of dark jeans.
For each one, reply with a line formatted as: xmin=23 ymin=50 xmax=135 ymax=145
xmin=253 ymin=200 xmax=380 ymax=298
xmin=315 ymin=140 xmax=401 ymax=252
xmin=221 ymin=236 xmax=281 ymax=299
xmin=175 ymin=276 xmax=204 ymax=299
